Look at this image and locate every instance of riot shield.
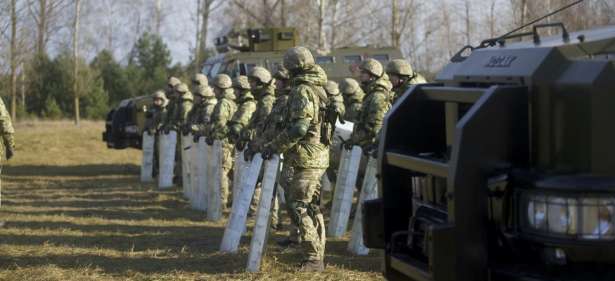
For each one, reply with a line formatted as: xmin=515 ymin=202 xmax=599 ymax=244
xmin=328 ymin=145 xmax=362 ymax=238
xmin=206 ymin=140 xmax=223 ymax=221
xmin=140 ymin=133 xmax=155 ymax=183
xmin=348 ymin=156 xmax=378 ymax=255
xmin=158 ymin=130 xmax=177 ymax=189
xmin=247 ymin=154 xmax=280 ymax=272
xmin=181 ymin=134 xmax=193 ymax=198
xmin=220 ymin=154 xmax=264 ymax=253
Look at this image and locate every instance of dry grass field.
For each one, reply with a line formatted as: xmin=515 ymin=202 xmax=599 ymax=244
xmin=0 ymin=121 xmax=383 ymax=281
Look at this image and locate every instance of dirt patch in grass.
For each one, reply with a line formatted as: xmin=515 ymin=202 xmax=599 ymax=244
xmin=0 ymin=121 xmax=384 ymax=281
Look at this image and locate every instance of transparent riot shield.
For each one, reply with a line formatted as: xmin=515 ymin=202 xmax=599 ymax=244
xmin=140 ymin=133 xmax=155 ymax=183
xmin=220 ymin=153 xmax=264 ymax=253
xmin=328 ymin=145 xmax=362 ymax=238
xmin=247 ymin=154 xmax=280 ymax=272
xmin=158 ymin=130 xmax=177 ymax=189
xmin=348 ymin=156 xmax=378 ymax=255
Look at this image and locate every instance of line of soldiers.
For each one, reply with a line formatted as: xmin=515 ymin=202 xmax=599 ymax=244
xmin=143 ymin=47 xmax=425 ymax=272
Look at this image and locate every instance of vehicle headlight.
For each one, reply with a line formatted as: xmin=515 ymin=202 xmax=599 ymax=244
xmin=522 ymin=192 xmax=614 ymax=240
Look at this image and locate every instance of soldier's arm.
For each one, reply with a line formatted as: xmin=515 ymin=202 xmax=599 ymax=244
xmin=0 ymin=99 xmax=15 ymax=154
xmin=269 ymin=88 xmax=313 ymax=153
xmin=180 ymin=99 xmax=193 ymax=124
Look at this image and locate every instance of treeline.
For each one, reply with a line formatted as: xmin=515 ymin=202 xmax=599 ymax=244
xmin=1 ymin=33 xmax=190 ymax=120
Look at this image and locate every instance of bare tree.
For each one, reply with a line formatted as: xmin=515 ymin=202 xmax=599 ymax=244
xmin=28 ymin=0 xmax=69 ymax=55
xmin=72 ymin=0 xmax=81 ymax=125
xmin=318 ymin=0 xmax=326 ymax=50
xmin=10 ymin=0 xmax=18 ymax=120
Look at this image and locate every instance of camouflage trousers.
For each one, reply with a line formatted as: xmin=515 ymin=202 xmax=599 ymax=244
xmin=288 ymin=167 xmax=326 ymax=262
xmin=221 ymin=141 xmax=235 ymax=208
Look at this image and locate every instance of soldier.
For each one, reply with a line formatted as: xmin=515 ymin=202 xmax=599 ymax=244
xmin=243 ymin=67 xmax=276 ymax=219
xmin=162 ymin=76 xmax=181 ymax=132
xmin=0 ymin=95 xmax=15 ymax=209
xmin=386 ymin=59 xmax=427 ymax=103
xmin=173 ymin=83 xmax=194 ymax=135
xmin=346 ymin=58 xmax=392 ymax=156
xmin=339 ymin=78 xmax=364 ymax=123
xmin=262 ymin=46 xmax=329 ymax=272
xmin=263 ymin=67 xmax=293 ymax=231
xmin=228 ymin=76 xmax=256 ymax=150
xmin=144 ymin=90 xmax=168 ymax=177
xmin=243 ymin=66 xmax=276 ymax=160
xmin=187 ymin=74 xmax=217 ymax=138
xmin=324 ymin=80 xmax=345 ymax=125
xmin=207 ymin=74 xmax=237 ymax=209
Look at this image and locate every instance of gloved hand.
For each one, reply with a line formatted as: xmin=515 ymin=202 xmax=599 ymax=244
xmin=229 ymin=124 xmax=242 ymax=142
xmin=5 ymin=146 xmax=14 ymax=160
xmin=206 ymin=137 xmax=215 ymax=146
xmin=244 ymin=146 xmax=255 ymax=162
xmin=261 ymin=143 xmax=275 ymax=160
xmin=235 ymin=139 xmax=247 ymax=151
xmin=363 ymin=143 xmax=376 ymax=157
xmin=343 ymin=139 xmax=354 ymax=150
xmin=193 ymin=134 xmax=201 ymax=143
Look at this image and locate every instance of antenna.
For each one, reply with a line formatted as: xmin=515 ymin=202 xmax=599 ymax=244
xmin=451 ymin=0 xmax=586 ymax=62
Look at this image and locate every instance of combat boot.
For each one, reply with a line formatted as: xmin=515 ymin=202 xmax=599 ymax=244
xmin=299 ymin=260 xmax=324 ymax=272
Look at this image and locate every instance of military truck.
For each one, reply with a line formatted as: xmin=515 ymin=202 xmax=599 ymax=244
xmin=363 ymin=23 xmax=615 ymax=281
xmin=203 ymin=27 xmax=403 ymax=82
xmin=103 ymin=27 xmax=403 ymax=150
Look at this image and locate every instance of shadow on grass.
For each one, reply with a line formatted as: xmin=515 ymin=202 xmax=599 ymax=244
xmin=4 ymin=164 xmax=140 ymax=177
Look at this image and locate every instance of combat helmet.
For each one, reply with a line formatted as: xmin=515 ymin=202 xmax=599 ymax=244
xmin=152 ymin=90 xmax=167 ymax=100
xmin=283 ymin=46 xmax=315 ymax=71
xmin=273 ymin=66 xmax=290 ymax=81
xmin=339 ymin=78 xmax=361 ymax=95
xmin=174 ymin=83 xmax=189 ymax=93
xmin=248 ymin=66 xmax=273 ymax=85
xmin=167 ymin=76 xmax=181 ymax=88
xmin=386 ymin=59 xmax=414 ymax=77
xmin=192 ymin=73 xmax=208 ymax=86
xmin=359 ymin=58 xmax=384 ymax=77
xmin=325 ymin=80 xmax=340 ymax=96
xmin=212 ymin=74 xmax=232 ymax=89
xmin=233 ymin=76 xmax=251 ymax=90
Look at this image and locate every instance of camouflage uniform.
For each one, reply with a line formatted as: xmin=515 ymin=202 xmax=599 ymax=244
xmin=188 ymin=74 xmax=217 ymax=137
xmin=244 ymin=67 xmax=276 ymax=218
xmin=386 ymin=59 xmax=427 ymax=104
xmin=264 ymin=47 xmax=329 ymax=268
xmin=207 ymin=74 xmax=237 ymax=208
xmin=228 ymin=76 xmax=256 ymax=148
xmin=349 ymin=59 xmax=392 ymax=153
xmin=339 ymin=78 xmax=364 ymax=123
xmin=144 ymin=91 xmax=168 ymax=177
xmin=162 ymin=77 xmax=181 ymax=130
xmin=324 ymin=80 xmax=345 ymax=123
xmin=0 ymin=96 xmax=15 ymax=204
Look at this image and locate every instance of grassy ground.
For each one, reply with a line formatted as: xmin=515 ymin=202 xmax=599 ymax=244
xmin=0 ymin=121 xmax=383 ymax=281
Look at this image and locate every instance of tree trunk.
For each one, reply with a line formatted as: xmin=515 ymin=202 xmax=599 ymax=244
xmin=37 ymin=0 xmax=48 ymax=56
xmin=464 ymin=0 xmax=471 ymax=45
xmin=391 ymin=0 xmax=399 ymax=48
xmin=20 ymin=62 xmax=26 ymax=109
xmin=10 ymin=0 xmax=18 ymax=121
xmin=73 ymin=0 xmax=81 ymax=125
xmin=318 ymin=0 xmax=326 ymax=50
xmin=154 ymin=0 xmax=162 ymax=35
xmin=195 ymin=0 xmax=201 ymax=72
xmin=280 ymin=0 xmax=286 ymax=26
xmin=199 ymin=0 xmax=211 ymax=67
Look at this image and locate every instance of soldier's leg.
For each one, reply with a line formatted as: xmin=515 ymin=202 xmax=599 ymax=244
xmin=174 ymin=132 xmax=182 ymax=184
xmin=289 ymin=167 xmax=326 ymax=262
xmin=153 ymin=135 xmax=160 ymax=177
xmin=270 ymin=187 xmax=280 ymax=228
xmin=221 ymin=142 xmax=234 ymax=209
xmin=280 ymin=164 xmax=300 ymax=242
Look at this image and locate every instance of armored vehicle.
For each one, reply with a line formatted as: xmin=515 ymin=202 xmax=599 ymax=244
xmin=103 ymin=95 xmax=150 ymax=149
xmin=203 ymin=27 xmax=403 ymax=82
xmin=363 ymin=23 xmax=615 ymax=281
